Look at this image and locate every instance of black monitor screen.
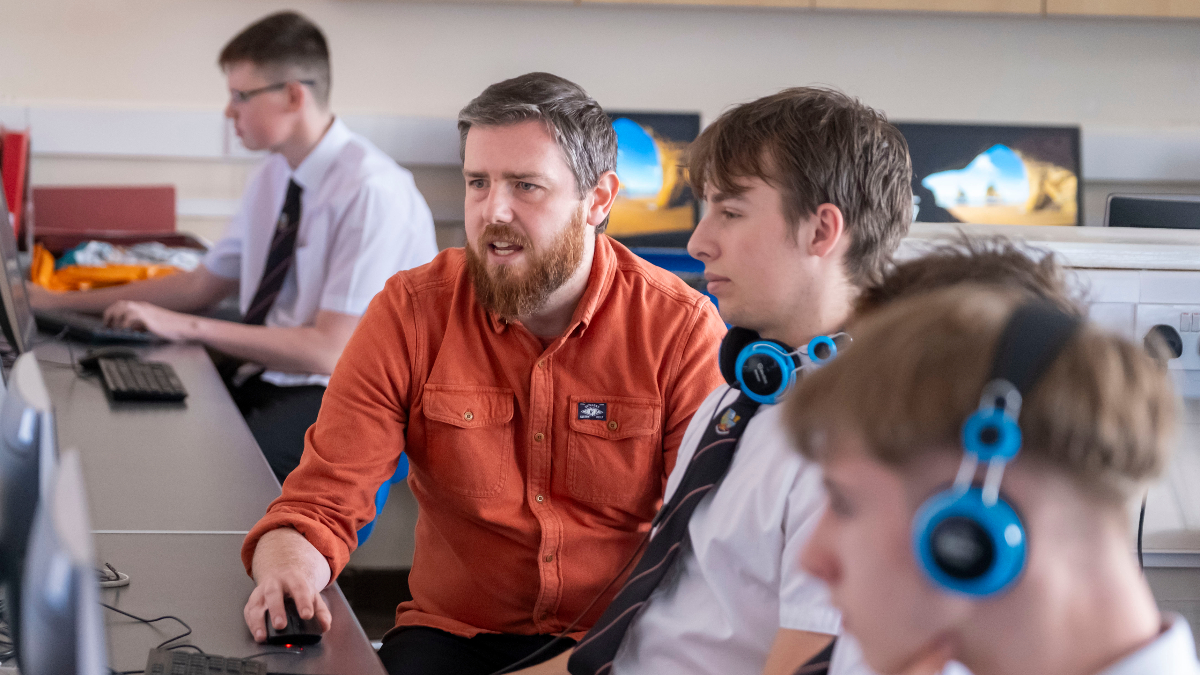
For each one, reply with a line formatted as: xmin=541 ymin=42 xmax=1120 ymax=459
xmin=896 ymin=122 xmax=1082 ymax=227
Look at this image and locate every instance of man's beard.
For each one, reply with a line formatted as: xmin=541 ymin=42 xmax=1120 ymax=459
xmin=465 ymin=209 xmax=588 ymax=320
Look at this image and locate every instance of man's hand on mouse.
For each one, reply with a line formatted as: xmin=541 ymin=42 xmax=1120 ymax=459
xmin=103 ymin=301 xmax=198 ymax=341
xmin=244 ymin=526 xmax=333 ymax=642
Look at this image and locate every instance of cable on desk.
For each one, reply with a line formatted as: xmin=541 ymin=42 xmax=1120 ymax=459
xmin=100 ymin=602 xmax=198 ymax=650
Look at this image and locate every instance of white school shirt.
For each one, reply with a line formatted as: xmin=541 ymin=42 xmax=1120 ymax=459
xmin=203 ymin=117 xmax=438 ymax=387
xmin=612 ymin=383 xmax=858 ymax=675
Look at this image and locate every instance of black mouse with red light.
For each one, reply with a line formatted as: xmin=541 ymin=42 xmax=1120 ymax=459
xmin=264 ymin=596 xmax=323 ymax=646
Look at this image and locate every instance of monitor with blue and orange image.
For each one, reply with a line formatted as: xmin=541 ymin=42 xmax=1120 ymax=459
xmin=605 ymin=112 xmax=701 ymax=247
xmin=896 ymin=122 xmax=1082 ymax=227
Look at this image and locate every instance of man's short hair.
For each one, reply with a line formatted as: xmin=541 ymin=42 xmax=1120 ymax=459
xmin=457 ymin=72 xmax=618 ymax=233
xmin=859 ymin=237 xmax=1081 ymax=316
xmin=219 ymin=11 xmax=331 ymax=108
xmin=785 ymin=286 xmax=1176 ymax=505
xmin=687 ymin=87 xmax=913 ymax=287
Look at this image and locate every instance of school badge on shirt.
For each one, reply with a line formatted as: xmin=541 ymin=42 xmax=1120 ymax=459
xmin=715 ymin=407 xmax=741 ymax=435
xmin=578 ymin=402 xmax=607 ymax=420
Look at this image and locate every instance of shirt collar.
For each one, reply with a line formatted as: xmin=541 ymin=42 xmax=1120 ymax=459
xmin=1099 ymin=614 xmax=1200 ymax=674
xmin=290 ymin=117 xmax=352 ymax=192
xmin=483 ymin=234 xmax=618 ymax=339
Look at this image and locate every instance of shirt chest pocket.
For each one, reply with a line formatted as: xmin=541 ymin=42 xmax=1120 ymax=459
xmin=566 ymin=395 xmax=663 ymax=508
xmin=421 ymin=385 xmax=514 ymax=498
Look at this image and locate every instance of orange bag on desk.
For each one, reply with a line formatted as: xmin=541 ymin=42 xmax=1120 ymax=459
xmin=31 ymin=243 xmax=179 ymax=292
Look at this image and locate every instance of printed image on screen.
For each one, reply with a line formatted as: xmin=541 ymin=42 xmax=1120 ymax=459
xmin=896 ymin=123 xmax=1082 ymax=227
xmin=605 ymin=112 xmax=701 ymax=247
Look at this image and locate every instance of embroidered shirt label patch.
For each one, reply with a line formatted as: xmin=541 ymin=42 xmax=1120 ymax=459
xmin=577 ymin=402 xmax=608 ymax=420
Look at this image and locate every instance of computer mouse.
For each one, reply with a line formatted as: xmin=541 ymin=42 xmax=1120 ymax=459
xmin=78 ymin=346 xmax=140 ymax=371
xmin=264 ymin=597 xmax=323 ymax=646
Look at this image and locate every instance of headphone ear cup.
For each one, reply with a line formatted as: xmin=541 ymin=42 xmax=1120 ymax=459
xmin=734 ymin=341 xmax=800 ymax=404
xmin=912 ymin=488 xmax=1026 ymax=597
xmin=719 ymin=327 xmax=763 ymax=388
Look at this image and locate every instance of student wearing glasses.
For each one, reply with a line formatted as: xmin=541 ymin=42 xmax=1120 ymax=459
xmin=31 ymin=11 xmax=438 ymax=482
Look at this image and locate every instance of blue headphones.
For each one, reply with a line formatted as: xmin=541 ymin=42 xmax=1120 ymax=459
xmin=912 ymin=301 xmax=1080 ymax=597
xmin=719 ymin=327 xmax=848 ymax=405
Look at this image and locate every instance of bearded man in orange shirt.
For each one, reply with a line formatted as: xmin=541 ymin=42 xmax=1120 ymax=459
xmin=239 ymin=72 xmax=726 ymax=675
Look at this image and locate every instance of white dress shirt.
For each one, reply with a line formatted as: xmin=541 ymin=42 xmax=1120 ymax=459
xmin=203 ymin=117 xmax=438 ymax=387
xmin=612 ymin=383 xmax=855 ymax=675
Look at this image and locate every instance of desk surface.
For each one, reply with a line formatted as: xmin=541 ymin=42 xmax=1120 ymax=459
xmin=98 ymin=533 xmax=386 ymax=675
xmin=34 ymin=340 xmax=281 ymax=532
xmin=26 ymin=338 xmax=383 ymax=674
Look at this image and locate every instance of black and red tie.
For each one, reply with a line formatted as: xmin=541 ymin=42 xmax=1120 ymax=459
xmin=243 ymin=179 xmax=302 ymax=326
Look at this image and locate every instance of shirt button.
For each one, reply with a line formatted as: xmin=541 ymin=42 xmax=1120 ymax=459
xmin=537 ymin=360 xmax=546 ymax=368
xmin=544 ymin=554 xmax=554 ymax=562
xmin=535 ymin=494 xmax=545 ymax=503
xmin=534 ymin=432 xmax=545 ymax=442
xmin=608 ymin=420 xmax=618 ymax=431
xmin=463 ymin=411 xmax=474 ymax=422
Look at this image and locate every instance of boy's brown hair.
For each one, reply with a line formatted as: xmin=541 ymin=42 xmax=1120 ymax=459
xmin=785 ymin=285 xmax=1176 ymax=504
xmin=859 ymin=237 xmax=1080 ymax=316
xmin=687 ymin=87 xmax=913 ymax=287
xmin=219 ymin=12 xmax=331 ymax=107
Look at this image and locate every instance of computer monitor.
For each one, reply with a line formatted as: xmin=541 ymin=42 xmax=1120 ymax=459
xmin=1105 ymin=194 xmax=1200 ymax=230
xmin=0 ymin=353 xmax=56 ymax=661
xmin=896 ymin=122 xmax=1082 ymax=227
xmin=19 ymin=449 xmax=107 ymax=675
xmin=605 ymin=111 xmax=701 ymax=248
xmin=0 ymin=178 xmax=36 ymax=354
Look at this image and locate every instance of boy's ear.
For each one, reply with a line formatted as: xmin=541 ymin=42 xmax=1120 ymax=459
xmin=808 ymin=203 xmax=847 ymax=259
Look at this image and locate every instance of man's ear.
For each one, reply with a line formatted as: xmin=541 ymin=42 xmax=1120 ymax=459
xmin=807 ymin=203 xmax=847 ymax=259
xmin=585 ymin=170 xmax=621 ymax=228
xmin=285 ymin=80 xmax=308 ymax=113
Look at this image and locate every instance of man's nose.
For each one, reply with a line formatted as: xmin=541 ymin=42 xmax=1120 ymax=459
xmin=482 ymin=185 xmax=514 ymax=225
xmin=687 ymin=211 xmax=717 ymax=262
xmin=799 ymin=508 xmax=841 ymax=586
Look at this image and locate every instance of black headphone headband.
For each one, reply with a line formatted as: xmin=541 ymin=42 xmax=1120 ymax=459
xmin=988 ymin=302 xmax=1081 ymax=401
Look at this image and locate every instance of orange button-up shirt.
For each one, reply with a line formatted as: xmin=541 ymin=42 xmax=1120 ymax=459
xmin=242 ymin=235 xmax=725 ymax=638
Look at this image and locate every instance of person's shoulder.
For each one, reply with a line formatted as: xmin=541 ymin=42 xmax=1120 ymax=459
xmin=342 ymin=130 xmax=414 ymax=181
xmin=606 ymin=237 xmax=713 ymax=315
xmin=383 ymin=248 xmax=465 ymax=298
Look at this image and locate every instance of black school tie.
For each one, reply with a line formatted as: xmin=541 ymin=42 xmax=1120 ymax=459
xmin=243 ymin=179 xmax=302 ymax=326
xmin=567 ymin=391 xmax=762 ymax=675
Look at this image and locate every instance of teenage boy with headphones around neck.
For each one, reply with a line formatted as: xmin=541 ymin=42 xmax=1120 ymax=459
xmin=787 ymin=286 xmax=1199 ymax=675
xmin=520 ymin=87 xmax=913 ymax=675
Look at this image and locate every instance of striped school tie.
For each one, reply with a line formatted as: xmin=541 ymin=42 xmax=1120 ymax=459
xmin=567 ymin=392 xmax=762 ymax=675
xmin=243 ymin=179 xmax=302 ymax=326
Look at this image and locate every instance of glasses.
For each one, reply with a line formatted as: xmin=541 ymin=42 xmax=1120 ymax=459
xmin=229 ymin=80 xmax=316 ymax=104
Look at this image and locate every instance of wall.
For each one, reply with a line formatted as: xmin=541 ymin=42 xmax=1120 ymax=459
xmin=5 ymin=0 xmax=1200 ymax=125
xmin=5 ymin=1 xmax=1200 ymax=238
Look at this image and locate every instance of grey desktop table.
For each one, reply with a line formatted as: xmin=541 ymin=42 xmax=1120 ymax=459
xmin=33 ymin=340 xmax=280 ymax=532
xmin=31 ymin=339 xmax=386 ymax=675
xmin=98 ymin=533 xmax=386 ymax=675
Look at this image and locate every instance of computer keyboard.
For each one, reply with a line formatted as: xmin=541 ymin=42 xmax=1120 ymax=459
xmin=145 ymin=648 xmax=266 ymax=675
xmin=98 ymin=357 xmax=188 ymax=402
xmin=34 ymin=308 xmax=162 ymax=344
